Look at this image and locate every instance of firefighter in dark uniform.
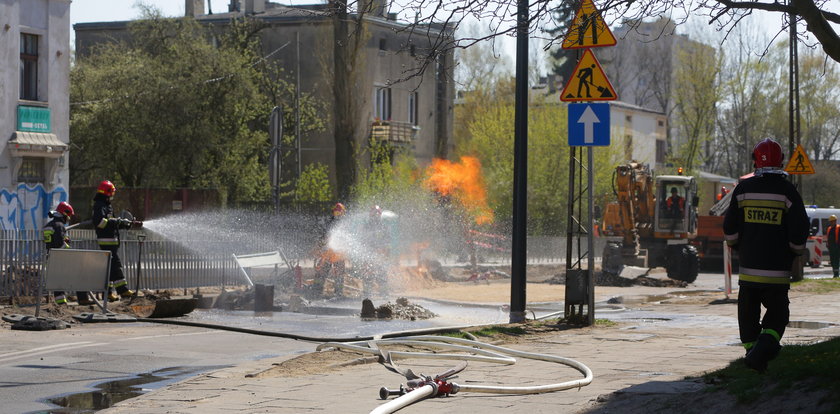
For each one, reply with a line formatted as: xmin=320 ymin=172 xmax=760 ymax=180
xmin=723 ymin=138 xmax=809 ymax=372
xmin=44 ymin=202 xmax=93 ymax=305
xmin=92 ymin=180 xmax=141 ymax=301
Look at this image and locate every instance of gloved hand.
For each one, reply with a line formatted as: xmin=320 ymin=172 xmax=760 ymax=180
xmin=119 ymin=218 xmax=133 ymax=229
xmin=64 ymin=236 xmax=71 ymax=244
xmin=131 ymin=220 xmax=143 ymax=229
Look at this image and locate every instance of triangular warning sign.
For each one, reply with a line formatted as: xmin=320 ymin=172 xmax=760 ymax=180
xmin=560 ymin=49 xmax=617 ymax=102
xmin=785 ymin=144 xmax=816 ymax=174
xmin=562 ymin=0 xmax=617 ymax=49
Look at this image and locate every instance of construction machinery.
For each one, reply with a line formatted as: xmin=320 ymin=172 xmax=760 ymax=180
xmin=600 ymin=162 xmax=700 ymax=282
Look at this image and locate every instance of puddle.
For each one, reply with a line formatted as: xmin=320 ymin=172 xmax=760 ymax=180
xmin=608 ymin=295 xmax=672 ymax=304
xmin=788 ymin=320 xmax=835 ymax=329
xmin=42 ymin=365 xmax=224 ymax=413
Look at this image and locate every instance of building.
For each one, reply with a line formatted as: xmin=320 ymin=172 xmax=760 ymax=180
xmin=0 ymin=0 xmax=71 ymax=230
xmin=74 ymin=0 xmax=455 ymax=197
xmin=598 ymin=18 xmax=716 ymax=169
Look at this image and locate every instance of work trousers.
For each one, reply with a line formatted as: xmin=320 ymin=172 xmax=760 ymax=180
xmin=100 ymin=245 xmax=130 ymax=294
xmin=738 ymin=282 xmax=790 ymax=346
xmin=829 ymin=244 xmax=840 ymax=277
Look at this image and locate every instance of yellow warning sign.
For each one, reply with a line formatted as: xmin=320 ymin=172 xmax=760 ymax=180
xmin=785 ymin=144 xmax=815 ymax=174
xmin=562 ymin=0 xmax=617 ymax=49
xmin=560 ymin=49 xmax=617 ymax=102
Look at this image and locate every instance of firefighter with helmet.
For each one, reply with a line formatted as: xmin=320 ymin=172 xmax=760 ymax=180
xmin=723 ymin=138 xmax=809 ymax=372
xmin=826 ymin=215 xmax=840 ymax=278
xmin=44 ymin=202 xmax=93 ymax=305
xmin=92 ymin=180 xmax=142 ymax=301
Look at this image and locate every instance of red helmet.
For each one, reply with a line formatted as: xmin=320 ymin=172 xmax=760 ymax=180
xmin=97 ymin=180 xmax=116 ymax=196
xmin=753 ymin=139 xmax=784 ymax=168
xmin=332 ymin=202 xmax=346 ymax=217
xmin=56 ymin=201 xmax=74 ymax=217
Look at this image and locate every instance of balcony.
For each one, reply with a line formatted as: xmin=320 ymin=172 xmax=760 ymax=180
xmin=370 ymin=120 xmax=419 ymax=144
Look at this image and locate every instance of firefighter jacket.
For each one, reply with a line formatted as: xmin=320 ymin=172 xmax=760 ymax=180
xmin=43 ymin=215 xmax=69 ymax=249
xmin=92 ymin=193 xmax=131 ymax=247
xmin=827 ymin=224 xmax=840 ymax=247
xmin=723 ymin=171 xmax=809 ymax=285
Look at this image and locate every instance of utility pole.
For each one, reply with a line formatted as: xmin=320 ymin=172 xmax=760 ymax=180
xmin=509 ymin=0 xmax=529 ymax=323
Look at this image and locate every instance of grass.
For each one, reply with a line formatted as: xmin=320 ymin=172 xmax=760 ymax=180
xmin=702 ymin=336 xmax=840 ymax=406
xmin=792 ymin=277 xmax=840 ymax=294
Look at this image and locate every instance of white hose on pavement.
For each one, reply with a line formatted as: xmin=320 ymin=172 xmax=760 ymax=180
xmin=317 ymin=335 xmax=593 ymax=414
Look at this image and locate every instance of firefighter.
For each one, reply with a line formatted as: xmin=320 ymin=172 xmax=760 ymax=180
xmin=92 ymin=180 xmax=142 ymax=301
xmin=826 ymin=215 xmax=840 ymax=278
xmin=723 ymin=138 xmax=809 ymax=372
xmin=44 ymin=202 xmax=93 ymax=306
xmin=717 ymin=186 xmax=729 ymax=201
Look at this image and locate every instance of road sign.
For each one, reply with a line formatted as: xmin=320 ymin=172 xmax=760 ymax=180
xmin=785 ymin=144 xmax=815 ymax=174
xmin=568 ymin=103 xmax=610 ymax=146
xmin=562 ymin=0 xmax=616 ymax=49
xmin=560 ymin=49 xmax=617 ymax=102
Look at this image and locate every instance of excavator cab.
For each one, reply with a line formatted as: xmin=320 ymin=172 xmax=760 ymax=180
xmin=654 ymin=176 xmax=698 ymax=238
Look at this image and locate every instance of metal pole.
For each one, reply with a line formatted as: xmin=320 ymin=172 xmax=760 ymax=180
xmin=296 ymin=31 xmax=302 ymax=180
xmin=587 ymin=147 xmax=595 ymax=325
xmin=509 ymin=0 xmax=529 ymax=323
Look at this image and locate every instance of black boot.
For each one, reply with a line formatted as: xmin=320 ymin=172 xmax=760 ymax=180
xmin=744 ymin=334 xmax=781 ymax=372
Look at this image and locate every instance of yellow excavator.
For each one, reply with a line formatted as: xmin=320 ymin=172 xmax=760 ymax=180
xmin=600 ymin=162 xmax=699 ymax=282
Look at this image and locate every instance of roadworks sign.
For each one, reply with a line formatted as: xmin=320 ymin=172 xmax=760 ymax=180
xmin=785 ymin=144 xmax=815 ymax=174
xmin=562 ymin=0 xmax=617 ymax=49
xmin=560 ymin=49 xmax=617 ymax=102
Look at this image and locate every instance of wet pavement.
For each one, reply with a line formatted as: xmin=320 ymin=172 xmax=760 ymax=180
xmin=94 ymin=269 xmax=840 ymax=414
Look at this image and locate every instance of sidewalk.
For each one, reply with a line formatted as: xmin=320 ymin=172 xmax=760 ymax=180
xmin=103 ymin=271 xmax=840 ymax=414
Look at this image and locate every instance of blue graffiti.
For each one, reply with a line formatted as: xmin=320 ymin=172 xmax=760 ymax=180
xmin=0 ymin=184 xmax=68 ymax=231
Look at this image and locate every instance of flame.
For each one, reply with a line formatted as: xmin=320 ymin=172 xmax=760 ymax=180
xmin=424 ymin=156 xmax=494 ymax=225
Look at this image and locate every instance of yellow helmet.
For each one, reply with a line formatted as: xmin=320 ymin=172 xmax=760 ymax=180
xmin=830 ymin=215 xmax=837 ymax=222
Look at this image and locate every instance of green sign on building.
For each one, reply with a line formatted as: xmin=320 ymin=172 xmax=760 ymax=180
xmin=17 ymin=105 xmax=51 ymax=133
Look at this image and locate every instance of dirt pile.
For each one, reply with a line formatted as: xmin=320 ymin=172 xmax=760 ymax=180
xmin=361 ymin=297 xmax=437 ymax=320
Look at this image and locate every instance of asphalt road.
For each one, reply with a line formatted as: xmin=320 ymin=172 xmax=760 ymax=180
xmin=0 ymin=322 xmax=316 ymax=413
xmin=2 ymin=266 xmax=833 ymax=413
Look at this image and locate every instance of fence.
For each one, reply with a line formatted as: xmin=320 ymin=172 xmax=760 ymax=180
xmin=0 ymin=230 xmax=257 ymax=299
xmin=0 ymin=227 xmax=602 ymax=299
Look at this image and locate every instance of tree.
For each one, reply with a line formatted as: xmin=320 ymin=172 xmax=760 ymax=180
xmin=70 ymin=10 xmax=323 ymax=204
xmin=672 ymin=32 xmax=722 ymax=171
xmin=383 ymin=0 xmax=840 ymax=85
xmin=460 ymin=93 xmax=616 ymax=235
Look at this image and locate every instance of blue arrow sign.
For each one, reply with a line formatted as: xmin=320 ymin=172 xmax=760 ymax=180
xmin=568 ymin=103 xmax=610 ymax=146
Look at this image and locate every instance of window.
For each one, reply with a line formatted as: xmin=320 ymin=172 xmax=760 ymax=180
xmin=379 ymin=38 xmax=387 ymax=51
xmin=408 ymin=92 xmax=418 ymax=125
xmin=656 ymin=140 xmax=667 ymax=164
xmin=409 ymin=44 xmax=416 ymax=57
xmin=658 ymin=120 xmax=665 ymax=127
xmin=18 ymin=157 xmax=45 ymax=184
xmin=374 ymin=87 xmax=391 ymax=121
xmin=625 ymin=115 xmax=632 ymax=123
xmin=20 ymin=33 xmax=39 ymax=100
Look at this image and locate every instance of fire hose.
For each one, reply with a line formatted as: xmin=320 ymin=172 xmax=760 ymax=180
xmin=316 ymin=335 xmax=593 ymax=414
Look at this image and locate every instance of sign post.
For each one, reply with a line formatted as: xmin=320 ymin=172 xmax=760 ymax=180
xmin=560 ymin=0 xmax=617 ymax=326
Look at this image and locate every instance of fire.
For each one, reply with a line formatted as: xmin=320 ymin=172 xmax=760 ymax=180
xmin=424 ymin=156 xmax=494 ymax=225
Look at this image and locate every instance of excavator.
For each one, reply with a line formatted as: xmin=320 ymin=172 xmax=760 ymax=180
xmin=600 ymin=162 xmax=700 ymax=282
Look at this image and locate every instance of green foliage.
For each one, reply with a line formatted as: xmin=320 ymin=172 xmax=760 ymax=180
xmin=295 ymin=163 xmax=332 ymax=204
xmin=70 ymin=9 xmax=324 ymax=204
xmin=351 ymin=139 xmax=428 ymax=208
xmin=460 ymin=93 xmax=616 ymax=236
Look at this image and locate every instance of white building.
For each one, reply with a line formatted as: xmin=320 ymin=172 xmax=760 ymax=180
xmin=609 ymin=100 xmax=668 ymax=168
xmin=0 ymin=0 xmax=70 ymax=230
